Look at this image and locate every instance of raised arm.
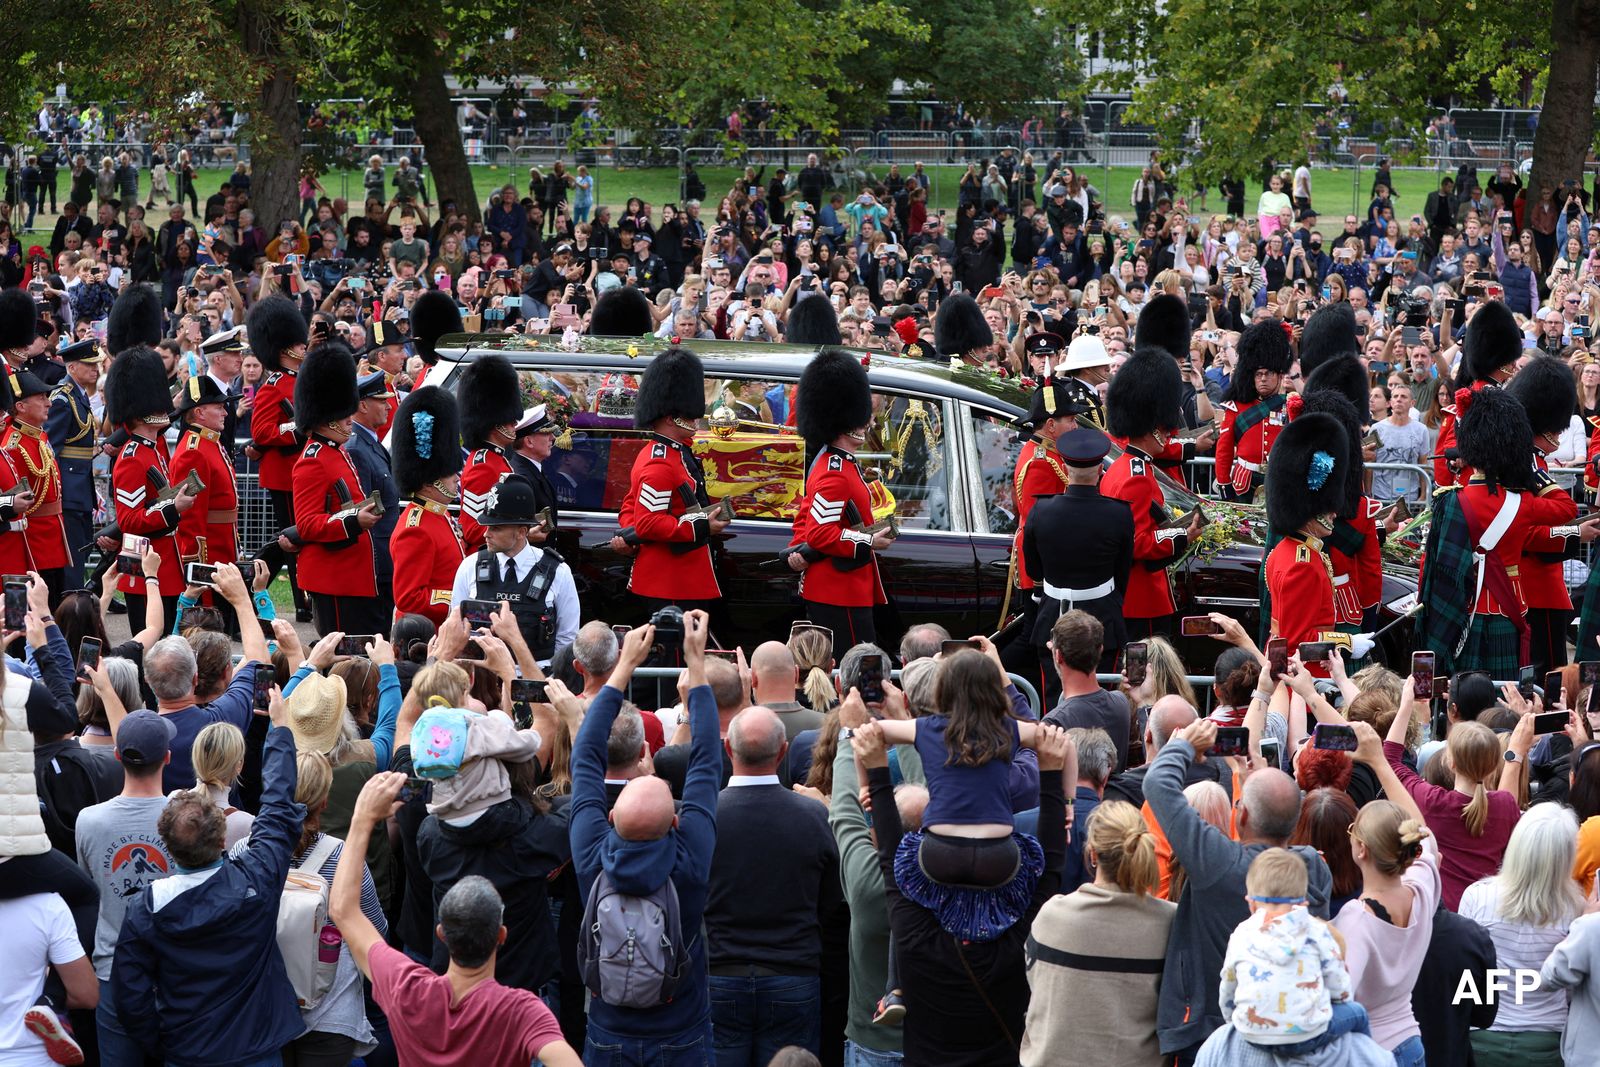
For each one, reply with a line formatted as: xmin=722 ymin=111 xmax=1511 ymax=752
xmin=330 ymin=770 xmax=403 ymax=978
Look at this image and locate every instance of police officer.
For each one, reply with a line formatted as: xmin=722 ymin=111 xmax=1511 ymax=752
xmin=457 ymin=353 xmax=531 ymax=552
xmin=48 ymin=338 xmax=99 ymax=587
xmin=5 ymin=369 xmax=70 ymax=603
xmin=1023 ymin=428 xmax=1133 ymax=697
xmin=347 ymin=369 xmax=399 ymax=624
xmin=390 ymin=386 xmax=466 ymax=627
xmin=449 ymin=475 xmax=578 ymax=668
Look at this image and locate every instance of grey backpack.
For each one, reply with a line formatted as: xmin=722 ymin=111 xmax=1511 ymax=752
xmin=577 ymin=868 xmax=691 ymax=1009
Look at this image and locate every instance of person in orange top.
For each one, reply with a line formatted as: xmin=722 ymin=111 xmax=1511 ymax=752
xmin=388 ymin=386 xmax=467 ymax=627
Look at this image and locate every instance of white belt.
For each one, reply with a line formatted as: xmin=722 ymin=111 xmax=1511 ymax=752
xmin=1235 ymin=458 xmax=1262 ymax=472
xmin=1332 ymin=574 xmax=1350 ymax=586
xmin=1043 ymin=578 xmax=1115 ymax=603
xmin=8 ymin=518 xmax=26 ymax=532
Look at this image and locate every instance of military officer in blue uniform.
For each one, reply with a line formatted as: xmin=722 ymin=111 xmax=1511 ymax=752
xmin=49 ymin=338 xmax=101 ymax=587
xmin=346 ymin=368 xmax=400 ymax=623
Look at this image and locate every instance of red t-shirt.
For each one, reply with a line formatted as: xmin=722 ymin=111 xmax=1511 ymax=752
xmin=369 ymin=942 xmax=567 ymax=1067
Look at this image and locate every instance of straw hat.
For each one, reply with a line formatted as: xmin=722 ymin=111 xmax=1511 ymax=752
xmin=285 ymin=671 xmax=347 ymax=755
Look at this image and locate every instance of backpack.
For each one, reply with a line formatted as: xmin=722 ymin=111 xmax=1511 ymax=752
xmin=411 ymin=707 xmax=471 ymax=779
xmin=577 ymin=868 xmax=692 ymax=1009
xmin=275 ymin=834 xmax=342 ymax=1011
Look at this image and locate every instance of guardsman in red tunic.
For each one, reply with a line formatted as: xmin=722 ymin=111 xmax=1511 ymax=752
xmin=1433 ymin=301 xmax=1521 ymax=488
xmin=783 ymin=349 xmax=891 ymax=656
xmin=105 ymin=347 xmax=196 ymax=632
xmin=247 ymin=295 xmax=312 ymax=619
xmin=4 ymin=371 xmax=70 ymax=604
xmin=288 ymin=341 xmax=383 ymax=635
xmin=1510 ymin=355 xmax=1596 ymax=671
xmin=1131 ymin=294 xmax=1216 ymax=483
xmin=1214 ymin=320 xmax=1292 ymax=500
xmin=1102 ymin=348 xmax=1200 ymax=637
xmin=610 ymin=347 xmax=726 ymax=608
xmin=362 ymin=318 xmax=408 ymax=438
xmin=389 ymin=386 xmax=467 ymax=627
xmin=1263 ymin=410 xmax=1349 ymax=672
xmin=170 ymin=375 xmax=241 ymax=576
xmin=457 ymin=354 xmax=537 ymax=553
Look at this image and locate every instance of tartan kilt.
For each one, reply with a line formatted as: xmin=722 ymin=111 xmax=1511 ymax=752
xmin=1579 ymin=564 xmax=1600 ymax=655
xmin=1456 ymin=614 xmax=1522 ymax=679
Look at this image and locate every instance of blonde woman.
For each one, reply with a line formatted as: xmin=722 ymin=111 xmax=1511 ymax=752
xmin=94 ymin=156 xmax=116 ymax=205
xmin=362 ymin=154 xmax=386 ymax=203
xmin=190 ymin=722 xmax=255 ymax=847
xmin=1021 ymin=801 xmax=1175 ymax=1066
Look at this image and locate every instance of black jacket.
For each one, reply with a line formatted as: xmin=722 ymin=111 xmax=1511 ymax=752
xmin=34 ymin=739 xmax=122 ymax=854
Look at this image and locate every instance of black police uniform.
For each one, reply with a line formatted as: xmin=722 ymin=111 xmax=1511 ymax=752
xmin=1022 ymin=427 xmax=1133 ymax=698
xmin=466 ymin=476 xmax=566 ymax=661
xmin=346 ymin=370 xmax=400 ymax=623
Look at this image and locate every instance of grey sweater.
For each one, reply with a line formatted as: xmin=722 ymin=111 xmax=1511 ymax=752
xmin=1540 ymin=910 xmax=1600 ymax=1066
xmin=1146 ymin=739 xmax=1332 ymax=1057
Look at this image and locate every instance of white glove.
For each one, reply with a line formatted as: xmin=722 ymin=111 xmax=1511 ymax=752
xmin=1350 ymin=633 xmax=1376 ymax=659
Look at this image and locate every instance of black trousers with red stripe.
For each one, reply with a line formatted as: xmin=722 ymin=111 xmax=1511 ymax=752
xmin=806 ymin=601 xmax=877 ymax=661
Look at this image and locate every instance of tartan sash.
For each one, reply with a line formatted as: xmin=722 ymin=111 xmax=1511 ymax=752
xmin=1234 ymin=393 xmax=1286 ymax=436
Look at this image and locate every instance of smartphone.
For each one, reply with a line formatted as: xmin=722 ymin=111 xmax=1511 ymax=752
xmin=336 ymin=634 xmax=374 ymax=657
xmin=612 ymin=624 xmax=631 ymax=643
xmin=1534 ymin=710 xmax=1569 ymax=735
xmin=1207 ymin=726 xmax=1250 ymax=757
xmin=704 ymin=649 xmax=739 ymax=662
xmin=1267 ymin=638 xmax=1288 ymax=682
xmin=252 ymin=667 xmax=275 ymax=711
xmin=1581 ymin=661 xmax=1600 ymax=688
xmin=951 ymin=281 xmax=964 ymax=294
xmin=185 ymin=562 xmax=219 ymax=588
xmin=258 ymin=617 xmax=278 ymax=641
xmin=509 ymin=679 xmax=545 ymax=726
xmin=1401 ymin=325 xmax=1422 ymax=346
xmin=1260 ymin=736 xmax=1281 ymax=766
xmin=1299 ymin=641 xmax=1334 ymax=663
xmin=1411 ymin=651 xmax=1435 ymax=700
xmin=117 ymin=534 xmax=150 ymax=576
xmin=398 ymin=777 xmax=433 ymax=804
xmin=940 ymin=639 xmax=983 ymax=656
xmin=3 ymin=580 xmax=25 ymax=630
xmin=858 ymin=653 xmax=886 ymax=704
xmin=77 ymin=637 xmax=101 ymax=677
xmin=461 ymin=599 xmax=498 ymax=628
xmin=1312 ymin=722 xmax=1358 ymax=751
xmin=1519 ymin=665 xmax=1537 ymax=702
xmin=1123 ymin=641 xmax=1148 ymax=686
xmin=1180 ymin=616 xmax=1223 ymax=637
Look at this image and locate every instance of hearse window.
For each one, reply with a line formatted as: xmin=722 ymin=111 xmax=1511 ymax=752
xmin=514 ymin=368 xmax=952 ymax=531
xmin=971 ymin=409 xmax=1026 ymax=536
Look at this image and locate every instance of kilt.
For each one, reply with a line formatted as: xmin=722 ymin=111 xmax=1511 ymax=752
xmin=1578 ymin=564 xmax=1600 ymax=655
xmin=1457 ymin=614 xmax=1522 ymax=679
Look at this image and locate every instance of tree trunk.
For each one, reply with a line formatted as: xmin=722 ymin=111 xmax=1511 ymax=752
xmin=409 ymin=51 xmax=478 ymax=225
xmin=238 ymin=2 xmax=303 ymax=232
xmin=1531 ymin=0 xmax=1600 ymax=194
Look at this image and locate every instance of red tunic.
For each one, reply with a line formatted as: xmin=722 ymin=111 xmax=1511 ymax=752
xmin=1010 ymin=436 xmax=1068 ymax=591
xmin=1521 ymin=455 xmax=1578 ymax=611
xmin=1459 ymin=475 xmax=1577 ymax=617
xmin=1265 ymin=533 xmax=1336 ymax=650
xmin=250 ymin=369 xmax=299 ymax=492
xmin=789 ymin=446 xmax=886 ymax=609
xmin=458 ymin=445 xmax=515 ymax=553
xmin=2 ymin=424 xmax=67 ymax=571
xmin=390 ymin=499 xmax=465 ymax=626
xmin=618 ymin=434 xmax=720 ymax=601
xmin=170 ymin=427 xmax=238 ymax=567
xmin=1214 ymin=395 xmax=1286 ymax=494
xmin=1433 ymin=378 xmax=1496 ymax=489
xmin=0 ymin=449 xmax=33 ymax=576
xmin=112 ymin=434 xmax=184 ymax=596
xmin=291 ymin=436 xmax=376 ymax=597
xmin=1326 ymin=497 xmax=1385 ymax=625
xmin=1099 ymin=447 xmax=1188 ymax=619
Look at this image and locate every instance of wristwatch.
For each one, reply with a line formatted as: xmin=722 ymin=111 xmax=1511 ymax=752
xmin=1504 ymin=749 xmax=1519 ymax=763
xmin=839 ymin=727 xmax=855 ymax=741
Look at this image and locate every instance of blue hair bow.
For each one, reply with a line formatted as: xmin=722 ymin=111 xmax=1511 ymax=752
xmin=412 ymin=411 xmax=435 ymax=459
xmin=1307 ymin=449 xmax=1335 ymax=491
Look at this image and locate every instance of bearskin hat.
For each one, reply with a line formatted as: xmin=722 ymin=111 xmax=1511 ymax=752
xmin=1294 ymin=388 xmax=1363 ymax=519
xmin=1133 ymin=293 xmax=1191 ymax=361
xmin=1457 ymin=385 xmax=1535 ymax=490
xmin=293 ymin=340 xmax=359 ymax=434
xmin=934 ymin=293 xmax=992 ymax=357
xmin=589 ymin=287 xmax=653 ymax=337
xmin=104 ymin=347 xmax=173 ymax=426
xmin=0 ymin=289 xmax=38 ymax=352
xmin=1106 ymin=347 xmax=1183 ymax=440
xmin=410 ymin=290 xmax=463 ymax=366
xmin=1298 ymin=302 xmax=1358 ymax=378
xmin=1459 ymin=300 xmax=1522 ymax=386
xmin=796 ymin=348 xmax=872 ymax=446
xmin=785 ymin=293 xmax=843 ymax=347
xmin=105 ymin=284 xmax=162 ymax=356
xmin=1303 ymin=355 xmax=1371 ymax=424
xmin=634 ymin=346 xmax=706 ymax=429
xmin=458 ymin=354 xmax=524 ymax=448
xmin=247 ymin=296 xmax=309 ymax=370
xmin=1224 ymin=319 xmax=1294 ymax=404
xmin=391 ymin=386 xmax=464 ymax=497
xmin=1507 ymin=356 xmax=1578 ymax=439
xmin=1266 ymin=410 xmax=1348 ymax=534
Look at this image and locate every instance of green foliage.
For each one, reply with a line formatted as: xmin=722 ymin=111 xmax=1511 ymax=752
xmin=909 ymin=0 xmax=1081 ymax=121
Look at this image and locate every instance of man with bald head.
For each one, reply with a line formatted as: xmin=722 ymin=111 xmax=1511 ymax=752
xmin=654 ymin=656 xmax=774 ymax=797
xmin=704 ymin=706 xmax=841 ymax=1065
xmin=1146 ymin=717 xmax=1331 ymax=1064
xmin=1103 ymin=694 xmax=1230 ymax=810
xmin=569 ymin=610 xmax=721 ymax=1061
xmin=750 ymin=640 xmax=822 ymax=739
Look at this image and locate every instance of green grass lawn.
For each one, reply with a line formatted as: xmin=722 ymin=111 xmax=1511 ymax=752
xmin=15 ymin=157 xmax=1455 ymax=241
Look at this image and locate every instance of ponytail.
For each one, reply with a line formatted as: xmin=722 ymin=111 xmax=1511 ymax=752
xmin=1448 ymin=721 xmax=1503 ymax=839
xmin=802 ymin=666 xmax=835 ymax=714
xmin=1086 ymin=800 xmax=1158 ymax=896
xmin=1463 ymin=782 xmax=1490 ymax=837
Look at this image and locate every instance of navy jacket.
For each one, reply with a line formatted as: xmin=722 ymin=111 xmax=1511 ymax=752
xmin=347 ymin=422 xmax=398 ymax=584
xmin=571 ymin=683 xmax=719 ymax=1039
xmin=113 ymin=726 xmax=304 ymax=1066
xmin=46 ymin=377 xmax=96 ymax=512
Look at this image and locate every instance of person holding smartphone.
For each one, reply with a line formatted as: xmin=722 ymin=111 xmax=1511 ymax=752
xmin=783 ymin=351 xmax=892 ymax=657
